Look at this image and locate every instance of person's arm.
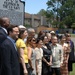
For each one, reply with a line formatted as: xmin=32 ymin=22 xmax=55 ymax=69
xmin=35 ymin=50 xmax=38 ymax=74
xmin=49 ymin=55 xmax=52 ymax=65
xmin=60 ymin=46 xmax=64 ymax=66
xmin=49 ymin=50 xmax=52 ymax=65
xmin=28 ymin=47 xmax=33 ymax=70
xmin=1 ymin=43 xmax=12 ymax=75
xmin=66 ymin=53 xmax=69 ymax=63
xmin=42 ymin=57 xmax=50 ymax=66
xmin=18 ymin=47 xmax=28 ymax=74
xmin=36 ymin=60 xmax=38 ymax=75
xmin=66 ymin=44 xmax=70 ymax=63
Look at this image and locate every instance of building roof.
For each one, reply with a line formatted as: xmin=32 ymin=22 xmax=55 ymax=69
xmin=33 ymin=15 xmax=40 ymax=20
xmin=25 ymin=12 xmax=31 ymax=19
xmin=25 ymin=12 xmax=40 ymax=20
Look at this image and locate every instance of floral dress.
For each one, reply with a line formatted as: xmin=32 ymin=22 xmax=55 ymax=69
xmin=61 ymin=43 xmax=70 ymax=75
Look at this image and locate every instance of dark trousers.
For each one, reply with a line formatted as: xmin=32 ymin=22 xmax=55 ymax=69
xmin=20 ymin=63 xmax=28 ymax=75
xmin=51 ymin=67 xmax=61 ymax=75
xmin=68 ymin=60 xmax=73 ymax=72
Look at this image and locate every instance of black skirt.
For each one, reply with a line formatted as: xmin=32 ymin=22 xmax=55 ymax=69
xmin=20 ymin=63 xmax=28 ymax=75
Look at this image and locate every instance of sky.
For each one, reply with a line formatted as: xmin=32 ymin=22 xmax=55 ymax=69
xmin=22 ymin=0 xmax=47 ymax=14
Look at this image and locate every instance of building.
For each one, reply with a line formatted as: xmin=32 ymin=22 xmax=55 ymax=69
xmin=24 ymin=12 xmax=49 ymax=28
xmin=25 ymin=12 xmax=40 ymax=27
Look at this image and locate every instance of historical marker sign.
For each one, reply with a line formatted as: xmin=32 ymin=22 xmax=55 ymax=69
xmin=0 ymin=0 xmax=25 ymax=25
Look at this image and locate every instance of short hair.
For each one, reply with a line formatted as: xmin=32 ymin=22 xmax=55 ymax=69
xmin=7 ymin=25 xmax=18 ymax=35
xmin=0 ymin=17 xmax=9 ymax=26
xmin=51 ymin=35 xmax=57 ymax=40
xmin=0 ymin=17 xmax=5 ymax=25
xmin=28 ymin=28 xmax=35 ymax=33
xmin=46 ymin=33 xmax=51 ymax=37
xmin=65 ymin=33 xmax=71 ymax=37
xmin=60 ymin=35 xmax=65 ymax=40
xmin=18 ymin=25 xmax=26 ymax=29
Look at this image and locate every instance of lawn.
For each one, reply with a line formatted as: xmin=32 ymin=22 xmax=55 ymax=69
xmin=71 ymin=34 xmax=75 ymax=37
xmin=70 ymin=63 xmax=75 ymax=75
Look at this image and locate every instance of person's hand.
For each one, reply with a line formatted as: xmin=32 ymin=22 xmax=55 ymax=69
xmin=60 ymin=63 xmax=63 ymax=67
xmin=49 ymin=62 xmax=52 ymax=65
xmin=24 ymin=69 xmax=28 ymax=75
xmin=30 ymin=66 xmax=34 ymax=70
xmin=65 ymin=60 xmax=68 ymax=64
xmin=47 ymin=62 xmax=51 ymax=66
xmin=36 ymin=69 xmax=38 ymax=75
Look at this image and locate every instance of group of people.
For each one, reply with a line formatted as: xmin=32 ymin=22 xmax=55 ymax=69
xmin=0 ymin=17 xmax=75 ymax=75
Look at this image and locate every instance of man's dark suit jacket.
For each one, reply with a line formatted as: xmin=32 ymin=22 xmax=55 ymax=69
xmin=69 ymin=40 xmax=75 ymax=62
xmin=0 ymin=38 xmax=20 ymax=75
xmin=68 ymin=40 xmax=75 ymax=71
xmin=0 ymin=27 xmax=7 ymax=44
xmin=0 ymin=27 xmax=7 ymax=74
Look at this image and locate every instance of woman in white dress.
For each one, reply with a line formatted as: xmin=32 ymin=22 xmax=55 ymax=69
xmin=35 ymin=38 xmax=43 ymax=75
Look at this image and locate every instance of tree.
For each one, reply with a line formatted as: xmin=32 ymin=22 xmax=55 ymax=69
xmin=37 ymin=9 xmax=46 ymax=16
xmin=45 ymin=10 xmax=55 ymax=27
xmin=46 ymin=0 xmax=75 ymax=28
xmin=46 ymin=0 xmax=61 ymax=27
xmin=58 ymin=0 xmax=75 ymax=28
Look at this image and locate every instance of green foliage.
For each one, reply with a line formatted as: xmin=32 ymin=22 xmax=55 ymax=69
xmin=45 ymin=10 xmax=54 ymax=25
xmin=63 ymin=16 xmax=73 ymax=28
xmin=71 ymin=23 xmax=75 ymax=28
xmin=24 ymin=24 xmax=32 ymax=28
xmin=59 ymin=21 xmax=65 ymax=28
xmin=37 ymin=9 xmax=46 ymax=16
xmin=46 ymin=0 xmax=75 ymax=28
xmin=51 ymin=20 xmax=58 ymax=27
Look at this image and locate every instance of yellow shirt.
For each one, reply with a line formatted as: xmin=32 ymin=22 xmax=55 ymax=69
xmin=16 ymin=38 xmax=28 ymax=63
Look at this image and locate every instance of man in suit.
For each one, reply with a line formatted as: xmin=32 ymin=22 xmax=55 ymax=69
xmin=0 ymin=17 xmax=10 ymax=44
xmin=0 ymin=17 xmax=10 ymax=74
xmin=0 ymin=25 xmax=20 ymax=75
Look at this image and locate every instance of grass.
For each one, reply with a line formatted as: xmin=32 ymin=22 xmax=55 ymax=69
xmin=70 ymin=63 xmax=75 ymax=75
xmin=71 ymin=34 xmax=75 ymax=37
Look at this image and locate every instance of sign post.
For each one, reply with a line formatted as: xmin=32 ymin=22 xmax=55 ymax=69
xmin=0 ymin=0 xmax=25 ymax=25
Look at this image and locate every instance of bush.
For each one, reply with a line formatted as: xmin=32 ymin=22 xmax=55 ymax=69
xmin=24 ymin=24 xmax=32 ymax=28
